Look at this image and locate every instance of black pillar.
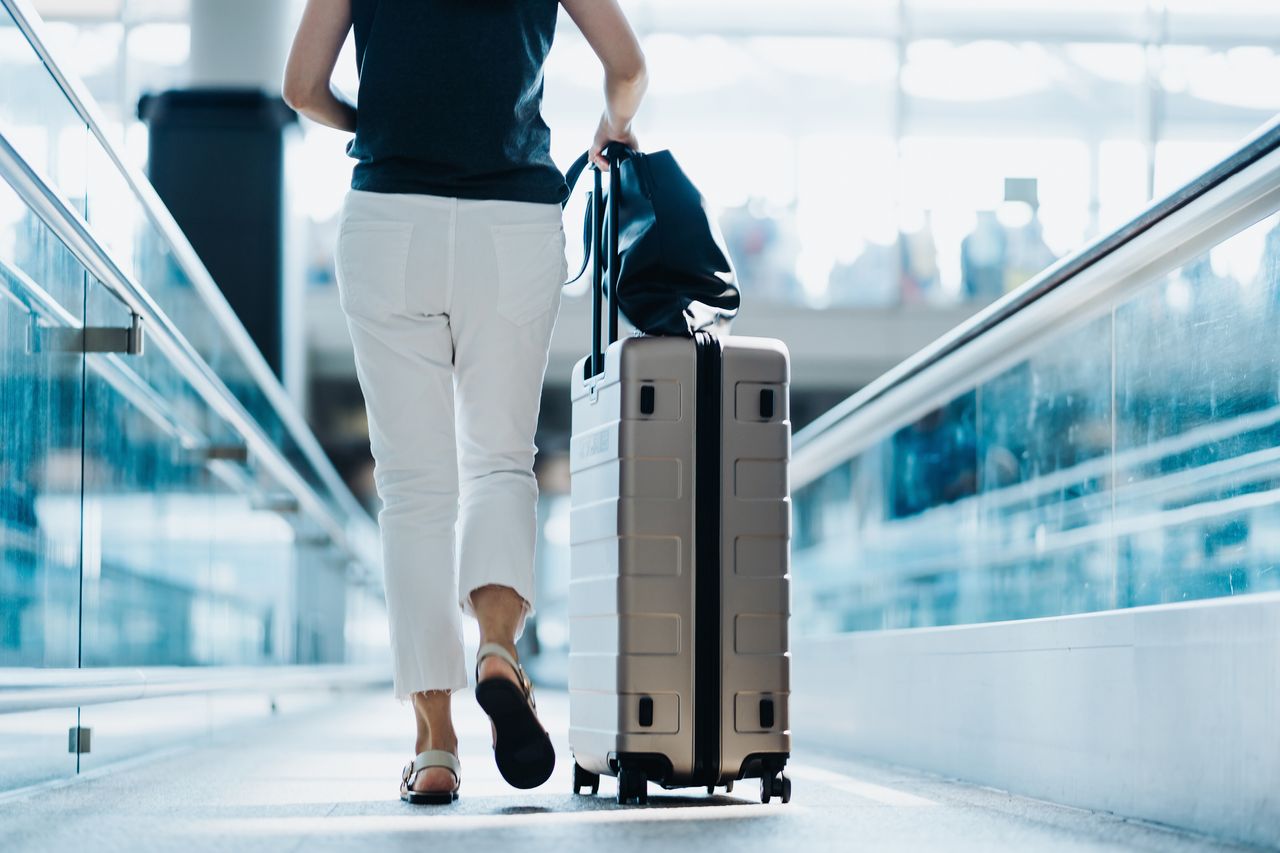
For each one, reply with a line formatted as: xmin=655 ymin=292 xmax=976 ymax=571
xmin=139 ymin=89 xmax=298 ymax=380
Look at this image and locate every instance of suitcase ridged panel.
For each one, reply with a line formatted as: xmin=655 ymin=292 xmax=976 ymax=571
xmin=569 ymin=337 xmax=698 ymax=780
xmin=719 ymin=337 xmax=792 ymax=780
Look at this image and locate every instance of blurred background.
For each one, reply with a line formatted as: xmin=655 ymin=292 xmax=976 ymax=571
xmin=6 ymin=0 xmax=1280 ymax=676
xmin=4 ymin=3 xmax=1280 ymax=841
xmin=28 ymin=0 xmax=1280 ymax=310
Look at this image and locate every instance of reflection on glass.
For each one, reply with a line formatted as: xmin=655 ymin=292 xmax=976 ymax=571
xmin=1 ymin=207 xmax=373 ymax=674
xmin=794 ymin=212 xmax=1280 ymax=634
xmin=0 ymin=185 xmax=84 ymax=669
xmin=1113 ymin=215 xmax=1280 ymax=608
xmin=1 ymin=21 xmax=383 ymax=668
xmin=0 ymin=0 xmax=390 ymax=797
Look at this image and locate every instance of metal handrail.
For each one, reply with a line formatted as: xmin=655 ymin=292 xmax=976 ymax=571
xmin=1 ymin=0 xmax=375 ymax=560
xmin=0 ymin=665 xmax=391 ymax=714
xmin=793 ymin=116 xmax=1280 ymax=489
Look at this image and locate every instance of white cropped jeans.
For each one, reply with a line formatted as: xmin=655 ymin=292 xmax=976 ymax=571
xmin=335 ymin=189 xmax=566 ymax=698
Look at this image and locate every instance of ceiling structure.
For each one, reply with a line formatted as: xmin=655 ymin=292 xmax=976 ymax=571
xmin=25 ymin=0 xmax=1280 ymax=46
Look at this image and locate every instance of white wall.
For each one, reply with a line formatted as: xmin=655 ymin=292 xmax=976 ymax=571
xmin=793 ymin=593 xmax=1280 ymax=848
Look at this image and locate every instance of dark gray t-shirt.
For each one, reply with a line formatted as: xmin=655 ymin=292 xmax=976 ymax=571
xmin=347 ymin=0 xmax=568 ymax=204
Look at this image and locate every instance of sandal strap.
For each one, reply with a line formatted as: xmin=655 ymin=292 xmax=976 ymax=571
xmin=476 ymin=643 xmax=535 ymax=707
xmin=402 ymin=749 xmax=461 ymax=789
xmin=476 ymin=643 xmax=520 ymax=676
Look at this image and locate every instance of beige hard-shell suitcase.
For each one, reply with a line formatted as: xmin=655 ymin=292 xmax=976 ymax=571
xmin=566 ymin=164 xmax=792 ymax=806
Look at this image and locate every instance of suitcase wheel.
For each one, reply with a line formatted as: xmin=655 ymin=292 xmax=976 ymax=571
xmin=572 ymin=761 xmax=600 ymax=796
xmin=760 ymin=771 xmax=791 ymax=805
xmin=617 ymin=768 xmax=648 ymax=806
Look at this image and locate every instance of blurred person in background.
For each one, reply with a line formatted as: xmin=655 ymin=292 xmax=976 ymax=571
xmin=721 ymin=199 xmax=803 ymax=304
xmin=1003 ymin=208 xmax=1057 ymax=292
xmin=283 ymin=0 xmax=646 ymax=804
xmin=827 ymin=239 xmax=899 ymax=306
xmin=898 ymin=211 xmax=941 ymax=305
xmin=962 ymin=210 xmax=1008 ymax=303
xmin=1001 ymin=178 xmax=1057 ymax=293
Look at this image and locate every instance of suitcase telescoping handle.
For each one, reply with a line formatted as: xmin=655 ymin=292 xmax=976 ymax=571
xmin=589 ymin=146 xmax=623 ymax=378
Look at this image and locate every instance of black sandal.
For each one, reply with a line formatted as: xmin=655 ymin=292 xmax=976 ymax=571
xmin=400 ymin=750 xmax=461 ymax=805
xmin=474 ymin=643 xmax=556 ymax=789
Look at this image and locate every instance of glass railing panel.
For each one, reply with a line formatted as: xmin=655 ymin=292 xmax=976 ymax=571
xmin=0 ymin=181 xmax=83 ymax=670
xmin=205 ymin=484 xmax=297 ymax=668
xmin=75 ymin=271 xmax=356 ymax=669
xmin=83 ymin=133 xmax=363 ymax=544
xmin=80 ymin=277 xmax=213 ymax=667
xmin=1112 ymin=212 xmax=1280 ymax=606
xmin=0 ymin=178 xmax=84 ymax=791
xmin=793 ymin=204 xmax=1280 ymax=634
xmin=3 ymin=7 xmax=368 ymax=551
xmin=81 ymin=134 xmax=287 ymax=446
xmin=0 ymin=2 xmax=385 ymax=794
xmin=83 ymin=135 xmax=234 ymax=388
xmin=971 ymin=314 xmax=1117 ymax=622
xmin=291 ymin=541 xmax=355 ymax=665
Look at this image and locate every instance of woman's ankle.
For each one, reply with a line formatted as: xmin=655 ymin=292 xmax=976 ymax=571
xmin=415 ymin=731 xmax=459 ymax=755
xmin=478 ymin=636 xmax=519 ymax=658
xmin=471 ymin=585 xmax=527 ymax=650
xmin=412 ymin=690 xmax=458 ymax=755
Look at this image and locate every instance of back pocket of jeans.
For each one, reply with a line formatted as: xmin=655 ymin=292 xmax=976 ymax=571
xmin=491 ymin=222 xmax=566 ymax=326
xmin=336 ymin=221 xmax=413 ymax=318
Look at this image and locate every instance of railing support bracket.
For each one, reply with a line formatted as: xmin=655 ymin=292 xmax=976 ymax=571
xmin=30 ymin=313 xmax=144 ymax=356
xmin=68 ymin=726 xmax=91 ymax=755
xmin=196 ymin=444 xmax=251 ymax=464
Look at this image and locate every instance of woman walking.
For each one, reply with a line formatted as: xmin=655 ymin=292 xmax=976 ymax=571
xmin=283 ymin=0 xmax=646 ymax=803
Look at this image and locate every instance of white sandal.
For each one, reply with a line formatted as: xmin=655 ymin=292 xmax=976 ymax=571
xmin=400 ymin=749 xmax=461 ymax=805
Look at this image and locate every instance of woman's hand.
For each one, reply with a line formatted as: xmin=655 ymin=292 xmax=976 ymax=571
xmin=591 ymin=113 xmax=639 ymax=170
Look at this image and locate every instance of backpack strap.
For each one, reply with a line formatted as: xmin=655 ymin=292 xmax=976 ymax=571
xmin=561 ymin=146 xmax=636 ymax=287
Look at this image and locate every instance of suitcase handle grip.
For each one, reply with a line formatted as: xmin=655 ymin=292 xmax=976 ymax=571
xmin=589 ymin=146 xmax=624 ymax=379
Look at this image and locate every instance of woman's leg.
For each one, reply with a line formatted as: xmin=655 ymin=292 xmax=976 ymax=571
xmin=450 ymin=198 xmax=566 ymax=677
xmin=336 ymin=192 xmax=468 ymax=791
xmin=449 ymin=198 xmax=564 ymax=788
xmin=411 ymin=690 xmax=458 ymax=792
xmin=472 ymin=584 xmax=529 ymax=682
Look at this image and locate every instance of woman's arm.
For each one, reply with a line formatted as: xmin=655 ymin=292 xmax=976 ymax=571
xmin=559 ymin=0 xmax=648 ymax=169
xmin=283 ymin=0 xmax=357 ymax=132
